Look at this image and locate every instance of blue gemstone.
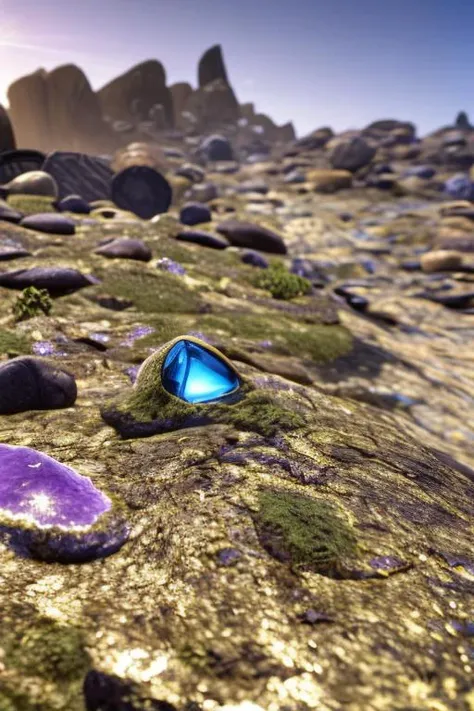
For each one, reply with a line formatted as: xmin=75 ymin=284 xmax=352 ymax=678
xmin=162 ymin=339 xmax=240 ymax=404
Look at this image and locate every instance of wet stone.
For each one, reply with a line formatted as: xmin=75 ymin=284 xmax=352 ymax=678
xmin=0 ymin=203 xmax=23 ymax=223
xmin=241 ymin=250 xmax=269 ymax=268
xmin=20 ymin=212 xmax=76 ymax=235
xmin=0 ymin=238 xmax=30 ymax=260
xmin=179 ymin=201 xmax=212 ymax=225
xmin=94 ymin=237 xmax=152 ymax=262
xmin=0 ymin=444 xmax=128 ymax=562
xmin=0 ymin=266 xmax=95 ymax=295
xmin=0 ymin=357 xmax=77 ymax=414
xmin=176 ymin=229 xmax=229 ymax=250
xmin=3 ymin=170 xmax=58 ymax=198
xmin=216 ymin=220 xmax=287 ymax=254
xmin=56 ymin=194 xmax=91 ymax=214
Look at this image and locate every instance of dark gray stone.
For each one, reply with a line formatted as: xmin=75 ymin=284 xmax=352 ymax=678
xmin=197 ymin=134 xmax=233 ymax=162
xmin=56 ymin=194 xmax=91 ymax=214
xmin=179 ymin=202 xmax=212 ymax=225
xmin=20 ymin=213 xmax=75 ymax=235
xmin=0 ymin=266 xmax=95 ymax=295
xmin=0 ymin=204 xmax=23 ymax=224
xmin=216 ymin=220 xmax=287 ymax=254
xmin=94 ymin=237 xmax=152 ymax=262
xmin=330 ymin=137 xmax=376 ymax=172
xmin=111 ymin=166 xmax=172 ymax=219
xmin=241 ymin=250 xmax=269 ymax=268
xmin=176 ymin=229 xmax=229 ymax=250
xmin=0 ymin=357 xmax=77 ymax=414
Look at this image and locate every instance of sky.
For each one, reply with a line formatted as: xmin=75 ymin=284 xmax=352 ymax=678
xmin=0 ymin=0 xmax=472 ymax=138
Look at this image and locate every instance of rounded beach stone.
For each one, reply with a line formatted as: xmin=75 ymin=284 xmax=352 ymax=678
xmin=176 ymin=229 xmax=229 ymax=250
xmin=3 ymin=170 xmax=58 ymax=198
xmin=94 ymin=237 xmax=152 ymax=262
xmin=0 ymin=444 xmax=129 ymax=562
xmin=0 ymin=356 xmax=77 ymax=414
xmin=179 ymin=201 xmax=212 ymax=225
xmin=421 ymin=250 xmax=463 ymax=273
xmin=241 ymin=250 xmax=269 ymax=268
xmin=216 ymin=220 xmax=287 ymax=254
xmin=57 ymin=194 xmax=91 ymax=214
xmin=198 ymin=134 xmax=233 ymax=162
xmin=20 ymin=212 xmax=76 ymax=235
xmin=0 ymin=266 xmax=95 ymax=295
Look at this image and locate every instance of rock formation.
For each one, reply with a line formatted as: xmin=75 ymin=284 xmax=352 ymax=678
xmin=97 ymin=59 xmax=174 ymax=129
xmin=7 ymin=65 xmax=115 ymax=153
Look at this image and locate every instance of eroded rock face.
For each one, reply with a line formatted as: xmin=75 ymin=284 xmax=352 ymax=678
xmin=169 ymin=81 xmax=193 ymax=128
xmin=7 ymin=65 xmax=115 ymax=153
xmin=97 ymin=60 xmax=174 ymax=130
xmin=183 ymin=78 xmax=241 ymax=131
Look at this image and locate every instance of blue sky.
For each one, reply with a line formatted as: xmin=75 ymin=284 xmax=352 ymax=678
xmin=0 ymin=0 xmax=471 ymax=137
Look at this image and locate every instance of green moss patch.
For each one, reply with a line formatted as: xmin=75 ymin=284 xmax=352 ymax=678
xmin=0 ymin=329 xmax=31 ymax=356
xmin=7 ymin=194 xmax=56 ymax=214
xmin=92 ymin=266 xmax=204 ymax=314
xmin=196 ymin=314 xmax=353 ymax=364
xmin=254 ymin=261 xmax=312 ymax=300
xmin=254 ymin=489 xmax=357 ymax=574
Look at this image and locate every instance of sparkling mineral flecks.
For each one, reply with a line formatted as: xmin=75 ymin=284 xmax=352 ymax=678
xmin=0 ymin=444 xmax=111 ymax=530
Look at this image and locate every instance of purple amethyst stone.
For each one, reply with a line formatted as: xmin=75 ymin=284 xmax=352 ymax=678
xmin=0 ymin=444 xmax=128 ymax=562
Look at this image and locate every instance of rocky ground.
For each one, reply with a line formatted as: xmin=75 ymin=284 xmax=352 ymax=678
xmin=0 ymin=52 xmax=473 ymax=711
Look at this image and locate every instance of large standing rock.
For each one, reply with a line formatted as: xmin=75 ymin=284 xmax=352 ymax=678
xmin=0 ymin=104 xmax=16 ymax=152
xmin=184 ymin=45 xmax=240 ymax=131
xmin=7 ymin=69 xmax=50 ymax=149
xmin=455 ymin=111 xmax=472 ymax=130
xmin=97 ymin=60 xmax=174 ymax=129
xmin=198 ymin=44 xmax=230 ymax=87
xmin=7 ymin=65 xmax=114 ymax=153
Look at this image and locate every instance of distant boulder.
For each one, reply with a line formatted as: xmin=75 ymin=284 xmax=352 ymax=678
xmin=7 ymin=65 xmax=114 ymax=153
xmin=294 ymin=127 xmax=334 ymax=150
xmin=97 ymin=60 xmax=174 ymax=129
xmin=364 ymin=119 xmax=416 ymax=137
xmin=455 ymin=111 xmax=472 ymax=130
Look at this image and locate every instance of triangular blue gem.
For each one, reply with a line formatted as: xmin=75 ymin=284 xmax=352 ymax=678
xmin=161 ymin=339 xmax=240 ymax=404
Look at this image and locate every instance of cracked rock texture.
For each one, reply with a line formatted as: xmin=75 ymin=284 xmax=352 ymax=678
xmin=0 ymin=165 xmax=473 ymax=711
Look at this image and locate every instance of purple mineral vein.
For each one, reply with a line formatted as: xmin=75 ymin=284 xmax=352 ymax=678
xmin=0 ymin=444 xmax=111 ymax=529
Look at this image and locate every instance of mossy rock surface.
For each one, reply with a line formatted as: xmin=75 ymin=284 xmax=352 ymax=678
xmin=0 ymin=165 xmax=473 ymax=711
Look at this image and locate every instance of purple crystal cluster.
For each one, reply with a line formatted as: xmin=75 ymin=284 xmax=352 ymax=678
xmin=156 ymin=257 xmax=186 ymax=276
xmin=0 ymin=444 xmax=129 ymax=561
